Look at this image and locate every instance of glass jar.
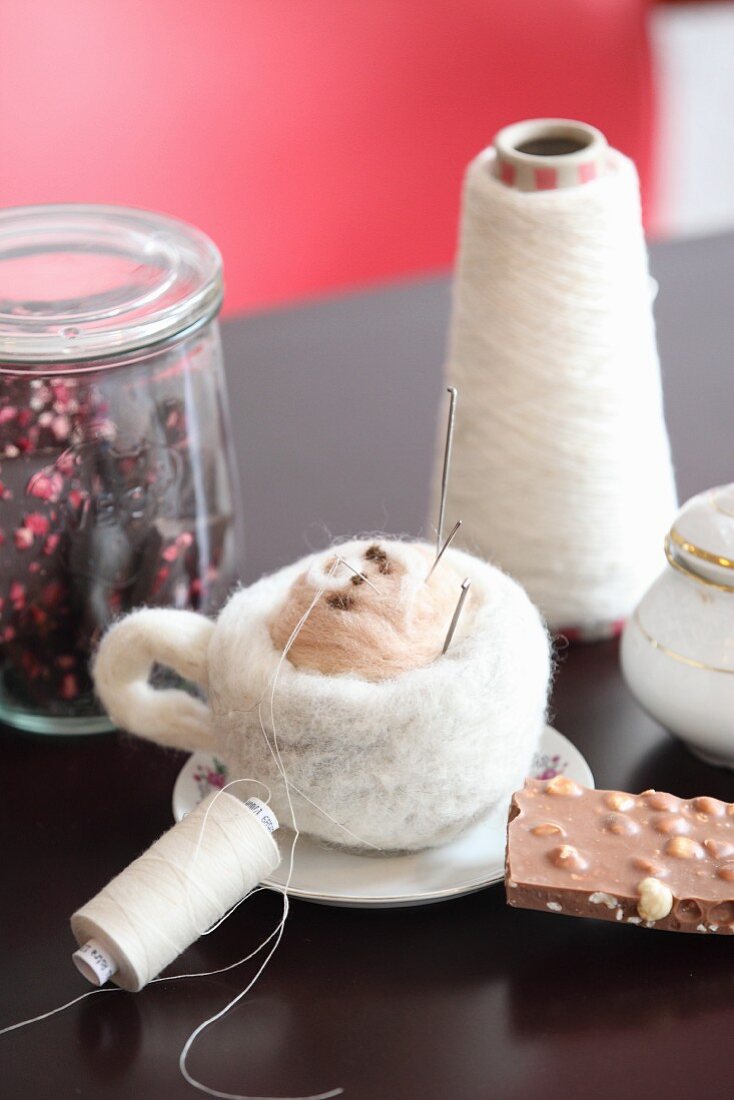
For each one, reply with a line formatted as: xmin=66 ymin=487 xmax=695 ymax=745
xmin=0 ymin=205 xmax=242 ymax=734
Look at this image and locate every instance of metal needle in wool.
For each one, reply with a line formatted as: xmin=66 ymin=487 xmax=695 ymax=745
xmin=442 ymin=577 xmax=472 ymax=654
xmin=335 ymin=555 xmax=379 ymax=593
xmin=426 ymin=519 xmax=462 ymax=582
xmin=436 ymin=386 xmax=458 ymax=555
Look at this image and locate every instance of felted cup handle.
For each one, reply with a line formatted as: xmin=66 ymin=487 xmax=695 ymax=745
xmin=93 ymin=608 xmax=216 ymax=753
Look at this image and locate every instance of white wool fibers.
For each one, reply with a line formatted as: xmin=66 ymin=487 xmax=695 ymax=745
xmin=93 ymin=539 xmax=552 ymax=853
xmin=207 ymin=539 xmax=551 ymax=851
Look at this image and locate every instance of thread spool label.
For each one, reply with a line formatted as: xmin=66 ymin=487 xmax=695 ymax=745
xmin=73 ymin=939 xmax=117 ymax=986
xmin=245 ymin=798 xmax=279 ymax=834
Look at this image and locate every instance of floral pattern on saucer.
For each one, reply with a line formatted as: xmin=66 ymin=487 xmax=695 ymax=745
xmin=192 ymin=756 xmax=228 ymax=799
xmin=530 ymin=750 xmax=568 ymax=780
xmin=190 ymin=750 xmax=569 ymax=803
xmin=173 ymin=725 xmax=593 ymax=908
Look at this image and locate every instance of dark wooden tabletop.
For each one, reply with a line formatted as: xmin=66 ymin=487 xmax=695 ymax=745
xmin=2 ymin=231 xmax=734 ymax=1100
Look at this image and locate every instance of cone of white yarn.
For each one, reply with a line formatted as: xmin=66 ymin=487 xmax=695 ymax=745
xmin=71 ymin=791 xmax=280 ymax=992
xmin=439 ymin=118 xmax=677 ymax=637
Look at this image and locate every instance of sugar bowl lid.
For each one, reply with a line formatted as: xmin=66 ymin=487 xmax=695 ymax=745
xmin=668 ymin=484 xmax=734 ymax=587
xmin=0 ymin=204 xmax=222 ymax=367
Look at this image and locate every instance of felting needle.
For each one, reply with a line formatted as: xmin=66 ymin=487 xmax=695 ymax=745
xmin=442 ymin=578 xmax=471 ymax=654
xmin=426 ymin=519 xmax=462 ymax=583
xmin=436 ymin=386 xmax=458 ymax=556
xmin=335 ymin=555 xmax=379 ymax=593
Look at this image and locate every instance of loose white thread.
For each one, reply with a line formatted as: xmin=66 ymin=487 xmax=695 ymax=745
xmin=178 ymin=562 xmax=344 ymax=1100
xmin=0 ymin=988 xmax=120 ymax=1035
xmin=222 ymin=561 xmax=385 ymax=853
xmin=438 ymin=146 xmax=677 ymax=632
xmin=0 ymin=901 xmax=284 ymax=1037
xmin=0 ymin=908 xmax=277 ymax=1036
xmin=1 ymin=572 xmax=346 ymax=1100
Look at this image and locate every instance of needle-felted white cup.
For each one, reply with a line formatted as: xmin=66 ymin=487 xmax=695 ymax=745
xmin=93 ymin=538 xmax=551 ymax=852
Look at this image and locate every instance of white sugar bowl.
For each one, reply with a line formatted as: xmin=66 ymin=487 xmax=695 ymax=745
xmin=621 ymin=484 xmax=734 ymax=767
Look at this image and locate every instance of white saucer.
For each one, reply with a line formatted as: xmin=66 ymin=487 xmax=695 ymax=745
xmin=172 ymin=726 xmax=593 ymax=908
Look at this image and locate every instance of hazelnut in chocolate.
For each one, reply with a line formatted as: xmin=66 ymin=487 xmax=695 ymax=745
xmin=506 ymin=779 xmax=734 ymax=934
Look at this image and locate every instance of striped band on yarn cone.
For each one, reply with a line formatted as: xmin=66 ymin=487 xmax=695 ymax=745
xmin=493 ymin=118 xmax=611 ymax=192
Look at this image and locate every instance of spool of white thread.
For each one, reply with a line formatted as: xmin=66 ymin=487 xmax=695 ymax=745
xmin=71 ymin=792 xmax=280 ymax=992
xmin=439 ymin=118 xmax=677 ymax=639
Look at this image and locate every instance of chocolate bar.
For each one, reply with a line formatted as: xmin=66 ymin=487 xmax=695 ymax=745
xmin=506 ymin=777 xmax=734 ymax=934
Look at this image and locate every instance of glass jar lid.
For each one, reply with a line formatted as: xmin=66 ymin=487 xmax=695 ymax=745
xmin=0 ymin=204 xmax=222 ymax=367
xmin=668 ymin=483 xmax=734 ymax=588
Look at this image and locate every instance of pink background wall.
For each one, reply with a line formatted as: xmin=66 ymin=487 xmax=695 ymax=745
xmin=0 ymin=1 xmax=655 ymax=315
